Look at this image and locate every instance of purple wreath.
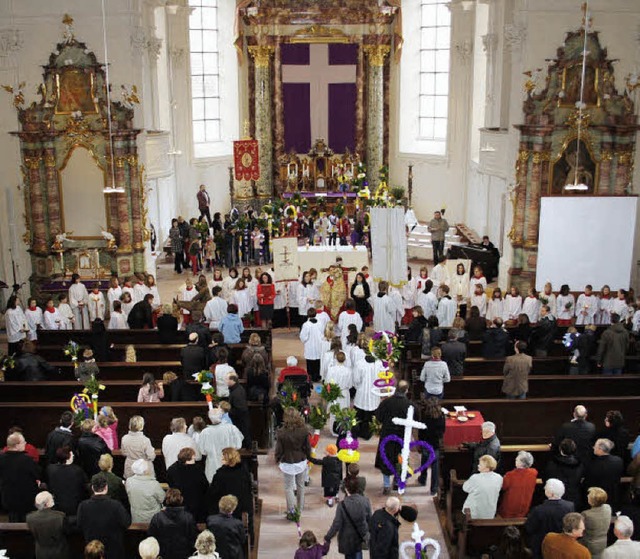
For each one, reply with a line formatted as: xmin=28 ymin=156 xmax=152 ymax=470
xmin=379 ymin=434 xmax=436 ymax=492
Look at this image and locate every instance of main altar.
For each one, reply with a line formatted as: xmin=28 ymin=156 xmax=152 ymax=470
xmin=3 ymin=16 xmax=148 ymax=298
xmin=232 ymin=0 xmax=401 ymax=210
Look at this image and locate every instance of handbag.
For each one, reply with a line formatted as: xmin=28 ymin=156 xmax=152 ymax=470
xmin=340 ymin=501 xmax=369 ymax=550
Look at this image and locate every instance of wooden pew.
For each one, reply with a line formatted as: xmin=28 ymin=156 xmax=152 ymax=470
xmin=456 ymin=512 xmax=526 ymax=559
xmin=51 ymin=361 xmax=184 ymax=380
xmin=37 ymin=327 xmax=272 ymax=348
xmin=412 ymin=374 xmax=640 ymax=401
xmin=0 ymin=402 xmax=273 ymax=449
xmin=439 ymin=396 xmax=640 ymax=445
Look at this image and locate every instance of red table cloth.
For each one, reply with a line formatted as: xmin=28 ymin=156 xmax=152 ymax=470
xmin=443 ymin=411 xmax=485 ymax=447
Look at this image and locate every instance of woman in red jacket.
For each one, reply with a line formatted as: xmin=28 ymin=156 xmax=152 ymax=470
xmin=257 ymin=272 xmax=276 ymax=329
xmin=498 ymin=450 xmax=538 ymax=518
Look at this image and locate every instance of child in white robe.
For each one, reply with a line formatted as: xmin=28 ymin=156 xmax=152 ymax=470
xmin=232 ymin=279 xmax=253 ymax=321
xmin=203 ymin=286 xmax=228 ymax=330
xmin=436 ymin=285 xmax=456 ymax=327
xmin=400 ymin=267 xmax=417 ymax=324
xmin=222 ymin=268 xmax=239 ymax=302
xmin=540 ymin=282 xmax=557 ymax=317
xmin=556 ymin=284 xmax=575 ymax=326
xmin=42 ymin=298 xmax=62 ymax=330
xmin=88 ymin=284 xmax=106 ymax=322
xmin=121 ymin=277 xmax=135 ymax=303
xmin=210 ymin=269 xmax=225 ymax=298
xmin=68 ymin=274 xmax=90 ymax=329
xmin=430 ymin=257 xmax=450 ymax=295
xmin=5 ymin=297 xmax=28 ymax=354
xmin=180 ymin=277 xmax=198 ymax=325
xmin=325 ymin=351 xmax=353 ymax=434
xmin=24 ymin=298 xmax=43 ymax=341
xmin=133 ymin=275 xmax=147 ymax=304
xmin=300 ymin=308 xmax=325 ymax=381
xmin=57 ymin=294 xmax=74 ymax=330
xmin=470 ymin=284 xmax=488 ymax=317
xmin=387 ymin=286 xmax=404 ymax=325
xmin=120 ymin=291 xmax=134 ymax=321
xmin=596 ymin=285 xmax=614 ymax=325
xmin=337 ymin=300 xmax=363 ymax=347
xmin=314 ymin=300 xmax=331 ymax=332
xmin=415 ymin=266 xmax=430 ymax=294
xmin=451 ymin=263 xmax=470 ymax=315
xmin=522 ymin=288 xmax=542 ymax=323
xmin=504 ymin=286 xmax=523 ymax=323
xmin=469 ymin=266 xmax=487 ymax=299
xmin=297 ymin=272 xmax=317 ymax=323
xmin=144 ymin=275 xmax=161 ymax=308
xmin=372 ymin=281 xmax=397 ymax=333
xmin=108 ymin=300 xmax=129 ymax=330
xmin=576 ymin=285 xmax=598 ymax=325
xmin=416 ymin=279 xmax=438 ymax=319
xmin=107 ymin=277 xmax=122 ymax=312
xmin=486 ymin=288 xmax=504 ymax=322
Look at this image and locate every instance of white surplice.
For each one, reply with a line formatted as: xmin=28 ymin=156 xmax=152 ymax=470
xmin=372 ymin=293 xmax=396 ymax=333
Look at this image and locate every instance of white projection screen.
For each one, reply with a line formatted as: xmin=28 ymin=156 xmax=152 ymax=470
xmin=536 ymin=196 xmax=637 ymax=292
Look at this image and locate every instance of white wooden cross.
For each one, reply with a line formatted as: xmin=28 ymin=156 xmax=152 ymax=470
xmin=282 ymin=44 xmax=357 ymax=144
xmin=392 ymin=405 xmax=426 ymax=494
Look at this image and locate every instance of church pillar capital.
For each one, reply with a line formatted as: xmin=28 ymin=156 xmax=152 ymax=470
xmin=363 ymin=45 xmax=390 ymax=67
xmin=248 ymin=45 xmax=275 ymax=69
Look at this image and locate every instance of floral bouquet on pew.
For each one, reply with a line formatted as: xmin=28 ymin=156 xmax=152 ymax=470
xmin=63 ymin=340 xmax=80 ymax=363
xmin=193 ymin=370 xmax=217 ymax=409
xmin=82 ymin=375 xmax=106 ymax=420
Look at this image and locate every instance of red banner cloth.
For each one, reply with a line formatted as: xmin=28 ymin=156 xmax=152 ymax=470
xmin=233 ymin=139 xmax=260 ymax=181
xmin=443 ymin=411 xmax=485 ymax=447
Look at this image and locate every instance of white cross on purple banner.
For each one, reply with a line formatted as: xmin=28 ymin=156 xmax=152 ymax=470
xmin=281 ymin=43 xmax=358 ymax=154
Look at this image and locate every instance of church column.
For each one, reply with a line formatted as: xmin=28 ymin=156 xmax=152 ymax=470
xmin=525 ymin=151 xmax=545 ymax=247
xmin=113 ymin=144 xmax=132 ymax=253
xmin=23 ymin=152 xmax=48 ymax=255
xmin=355 ymin=41 xmax=365 ymax=158
xmin=614 ymin=150 xmax=633 ymax=195
xmin=248 ymin=45 xmax=274 ymax=198
xmin=598 ymin=149 xmax=613 ymax=194
xmin=128 ymin=151 xmax=144 ymax=253
xmin=364 ymin=45 xmax=390 ymax=190
xmin=43 ymin=146 xmax=62 ymax=238
xmin=510 ymin=149 xmax=529 ymax=247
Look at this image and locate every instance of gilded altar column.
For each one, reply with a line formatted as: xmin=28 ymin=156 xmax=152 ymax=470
xmin=24 ymin=153 xmax=48 ymax=255
xmin=364 ymin=45 xmax=390 ymax=190
xmin=43 ymin=147 xmax=62 ymax=238
xmin=614 ymin=150 xmax=633 ymax=195
xmin=525 ymin=151 xmax=545 ymax=247
xmin=248 ymin=45 xmax=274 ymax=198
xmin=510 ymin=149 xmax=529 ymax=247
xmin=113 ymin=145 xmax=132 ymax=253
xmin=128 ymin=152 xmax=144 ymax=252
xmin=598 ymin=149 xmax=613 ymax=194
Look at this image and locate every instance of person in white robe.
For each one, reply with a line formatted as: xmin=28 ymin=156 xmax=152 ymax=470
xmin=521 ymin=289 xmax=542 ymax=323
xmin=556 ymin=285 xmax=575 ymax=325
xmin=352 ymin=356 xmax=384 ymax=438
xmin=596 ymin=285 xmax=614 ymax=325
xmin=143 ymin=275 xmax=161 ymax=309
xmin=576 ymin=285 xmax=599 ymax=325
xmin=431 ymin=257 xmax=451 ymax=294
xmin=470 ymin=285 xmax=488 ymax=318
xmin=299 ymin=309 xmax=325 ymax=381
xmin=372 ymin=281 xmax=397 ymax=333
xmin=222 ymin=269 xmax=239 ymax=302
xmin=68 ymin=274 xmax=90 ymax=330
xmin=611 ymin=290 xmax=630 ymax=321
xmin=121 ymin=278 xmax=135 ymax=304
xmin=179 ymin=277 xmax=198 ymax=324
xmin=416 ymin=279 xmax=438 ymax=319
xmin=415 ymin=266 xmax=430 ymax=293
xmin=210 ymin=269 xmax=225 ymax=299
xmin=107 ymin=278 xmax=122 ymax=312
xmin=297 ymin=272 xmax=318 ymax=322
xmin=120 ymin=291 xmax=134 ymax=322
xmin=57 ymin=294 xmax=74 ymax=330
xmin=133 ymin=276 xmax=147 ymax=304
xmin=401 ymin=267 xmax=417 ymax=323
xmin=88 ymin=286 xmax=106 ymax=322
xmin=287 ymin=278 xmax=299 ymax=318
xmin=5 ymin=295 xmax=27 ymax=353
xmin=336 ymin=300 xmax=363 ymax=346
xmin=469 ymin=267 xmax=488 ymax=299
xmin=43 ymin=298 xmax=63 ymax=330
xmin=451 ymin=263 xmax=470 ymax=313
xmin=24 ymin=298 xmax=43 ymax=341
xmin=504 ymin=286 xmax=523 ymax=322
xmin=204 ymin=286 xmax=228 ymax=330
xmin=436 ymin=286 xmax=457 ymax=327
xmin=108 ymin=300 xmax=129 ymax=329
xmin=486 ymin=288 xmax=504 ymax=322
xmin=540 ymin=282 xmax=557 ymax=317
xmin=387 ymin=286 xmax=404 ymax=325
xmin=232 ymin=280 xmax=253 ymax=320
xmin=325 ymin=352 xmax=353 ymax=434
xmin=313 ymin=301 xmax=331 ymax=331
xmin=197 ymin=408 xmax=244 ymax=483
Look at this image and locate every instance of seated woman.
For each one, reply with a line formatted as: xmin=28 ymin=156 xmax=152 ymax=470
xmin=462 ymin=454 xmax=503 ymax=519
xmin=497 ymin=451 xmax=538 ymax=518
xmin=10 ymin=341 xmax=57 ymax=381
xmin=581 ymin=487 xmax=611 ymax=559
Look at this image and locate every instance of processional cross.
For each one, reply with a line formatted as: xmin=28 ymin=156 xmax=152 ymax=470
xmin=392 ymin=405 xmax=426 ymax=494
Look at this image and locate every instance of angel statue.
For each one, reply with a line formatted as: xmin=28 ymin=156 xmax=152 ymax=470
xmin=52 ymin=232 xmax=68 ymax=251
xmin=120 ymin=85 xmax=141 ymax=109
xmin=101 ymin=229 xmax=117 ymax=250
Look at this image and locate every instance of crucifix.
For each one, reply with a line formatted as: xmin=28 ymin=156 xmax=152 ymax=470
xmin=280 ymin=245 xmax=292 ymax=265
xmin=392 ymin=405 xmax=426 ymax=494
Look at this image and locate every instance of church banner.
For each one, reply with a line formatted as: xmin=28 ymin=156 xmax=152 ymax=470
xmin=371 ymin=207 xmax=408 ymax=287
xmin=272 ymin=238 xmax=300 ymax=282
xmin=233 ymin=139 xmax=260 ymax=181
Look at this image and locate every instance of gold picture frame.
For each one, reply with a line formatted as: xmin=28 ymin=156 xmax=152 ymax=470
xmin=55 ymin=68 xmax=99 ymax=115
xmin=558 ymin=64 xmax=600 ymax=108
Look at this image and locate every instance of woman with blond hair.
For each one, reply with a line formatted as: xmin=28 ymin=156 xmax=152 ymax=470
xmin=189 ymin=530 xmax=220 ymax=558
xmin=120 ymin=415 xmax=156 ymax=479
xmin=91 ymin=454 xmax=128 ymax=509
xmin=240 ymin=332 xmax=269 ymax=370
xmin=462 ymin=455 xmax=503 ymax=519
xmin=582 ymin=487 xmax=612 ymax=559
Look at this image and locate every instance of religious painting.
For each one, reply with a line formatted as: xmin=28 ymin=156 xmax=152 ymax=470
xmin=272 ymin=238 xmax=299 ymax=281
xmin=551 ymin=139 xmax=598 ymax=195
xmin=75 ymin=250 xmax=99 ymax=278
xmin=559 ymin=64 xmax=599 ymax=108
xmin=55 ymin=68 xmax=98 ymax=114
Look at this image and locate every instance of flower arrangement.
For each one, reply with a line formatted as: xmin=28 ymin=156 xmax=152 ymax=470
xmin=539 ymin=295 xmax=549 ymax=305
xmin=368 ymin=331 xmax=403 ymax=368
xmin=70 ymin=392 xmax=92 ymax=425
xmin=308 ymin=405 xmax=330 ymax=431
xmin=369 ymin=416 xmax=383 ymax=437
xmin=193 ymin=370 xmax=217 ymax=407
xmin=286 ymin=506 xmax=302 ymax=536
xmin=81 ymin=375 xmax=106 ymax=419
xmin=279 ymin=380 xmax=302 ymax=410
xmin=330 ymin=405 xmax=358 ymax=434
xmin=0 ymin=353 xmax=15 ymax=374
xmin=63 ymin=340 xmax=80 ymax=362
xmin=320 ymin=382 xmax=342 ymax=404
xmin=352 ymin=162 xmax=368 ymax=189
xmin=337 ymin=430 xmax=360 ymax=464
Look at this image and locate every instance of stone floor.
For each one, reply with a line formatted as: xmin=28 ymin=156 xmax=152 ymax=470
xmin=155 ymin=256 xmax=450 ymax=558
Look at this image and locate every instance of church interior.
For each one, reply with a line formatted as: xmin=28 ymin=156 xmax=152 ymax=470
xmin=0 ymin=0 xmax=639 ymax=558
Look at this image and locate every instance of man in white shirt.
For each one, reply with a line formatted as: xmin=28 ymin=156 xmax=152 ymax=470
xmin=197 ymin=409 xmax=243 ymax=482
xmin=161 ymin=417 xmax=200 ymax=470
xmin=204 ymin=286 xmax=228 ymax=330
xmin=603 ymin=515 xmax=640 ymax=558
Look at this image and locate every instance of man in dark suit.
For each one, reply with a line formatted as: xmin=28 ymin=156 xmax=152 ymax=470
xmin=44 ymin=411 xmax=75 ymax=464
xmin=531 ymin=305 xmax=557 ymax=357
xmin=525 ymin=478 xmax=575 ymax=558
xmin=441 ymin=329 xmax=466 ymax=376
xmin=76 ymin=474 xmax=130 ymax=559
xmin=482 ymin=318 xmax=510 ymax=359
xmin=27 ymin=491 xmax=70 ymax=559
xmin=0 ymin=432 xmax=41 ymax=521
xmin=583 ymin=438 xmax=624 ymax=508
xmin=552 ymin=405 xmax=596 ymax=465
xmin=180 ymin=332 xmax=207 ymax=377
xmin=127 ymin=294 xmax=154 ymax=329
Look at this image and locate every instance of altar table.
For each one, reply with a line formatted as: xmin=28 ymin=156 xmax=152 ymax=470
xmin=297 ymin=245 xmax=368 ymax=281
xmin=443 ymin=411 xmax=485 ymax=447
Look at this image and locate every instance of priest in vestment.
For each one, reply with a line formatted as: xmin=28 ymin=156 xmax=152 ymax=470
xmin=320 ymin=266 xmax=347 ymax=321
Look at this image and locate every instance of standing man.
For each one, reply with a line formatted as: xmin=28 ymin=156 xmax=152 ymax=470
xmin=428 ymin=210 xmax=449 ymax=264
xmin=597 ymin=313 xmax=630 ymax=375
xmin=369 ymin=497 xmax=401 ymax=559
xmin=501 ymin=341 xmax=532 ymax=399
xmin=0 ymin=432 xmax=41 ymax=521
xmin=541 ymin=512 xmax=590 ymax=559
xmin=197 ymin=184 xmax=212 ymax=227
xmin=552 ymin=405 xmax=596 ymax=466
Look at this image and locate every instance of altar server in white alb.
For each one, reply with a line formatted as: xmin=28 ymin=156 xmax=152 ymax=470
xmin=400 ymin=266 xmax=417 ymax=324
xmin=575 ymin=284 xmax=599 ymax=325
xmin=143 ymin=275 xmax=161 ymax=308
xmin=611 ymin=289 xmax=632 ymax=323
xmin=297 ymin=271 xmax=318 ymax=324
xmin=107 ymin=277 xmax=122 ymax=312
xmin=5 ymin=295 xmax=28 ymax=354
xmin=437 ymin=285 xmax=457 ymax=327
xmin=179 ymin=277 xmax=198 ymax=325
xmin=88 ymin=284 xmax=106 ymax=322
xmin=299 ymin=307 xmax=325 ymax=382
xmin=451 ymin=263 xmax=470 ymax=312
xmin=416 ymin=279 xmax=438 ymax=319
xmin=43 ymin=298 xmax=63 ymax=330
xmin=352 ymin=354 xmax=384 ymax=438
xmin=337 ymin=299 xmax=363 ymax=347
xmin=596 ymin=285 xmax=613 ymax=326
xmin=555 ymin=284 xmax=575 ymax=326
xmin=56 ymin=294 xmax=74 ymax=330
xmin=204 ymin=286 xmax=228 ymax=330
xmin=521 ymin=288 xmax=542 ymax=324
xmin=68 ymin=273 xmax=90 ymax=329
xmin=24 ymin=298 xmax=43 ymax=341
xmin=504 ymin=286 xmax=523 ymax=323
xmin=470 ymin=284 xmax=488 ymax=318
xmin=108 ymin=300 xmax=128 ymax=329
xmin=539 ymin=282 xmax=557 ymax=317
xmin=430 ymin=256 xmax=450 ymax=295
xmin=133 ymin=274 xmax=147 ymax=304
xmin=486 ymin=288 xmax=504 ymax=322
xmin=325 ymin=351 xmax=353 ymax=434
xmin=469 ymin=266 xmax=488 ymax=299
xmin=372 ymin=281 xmax=397 ymax=333
xmin=387 ymin=286 xmax=404 ymax=326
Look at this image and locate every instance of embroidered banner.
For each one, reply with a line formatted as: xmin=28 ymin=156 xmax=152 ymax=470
xmin=233 ymin=139 xmax=260 ymax=181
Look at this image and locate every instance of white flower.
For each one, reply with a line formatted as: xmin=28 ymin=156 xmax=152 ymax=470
xmin=84 ymin=49 xmax=89 ymax=54
xmin=201 ymin=382 xmax=212 ymax=391
xmin=192 ymin=372 xmax=200 ymax=379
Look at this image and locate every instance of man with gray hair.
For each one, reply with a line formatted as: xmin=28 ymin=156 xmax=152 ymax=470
xmin=162 ymin=417 xmax=200 ymax=470
xmin=583 ymin=437 xmax=624 ymax=508
xmin=463 ymin=420 xmax=501 ymax=473
xmin=542 ymin=512 xmax=590 ymax=559
xmin=27 ymin=491 xmax=70 ymax=559
xmin=0 ymin=432 xmax=41 ymax=521
xmin=197 ymin=407 xmax=244 ymax=482
xmin=553 ymin=404 xmax=596 ymax=465
xmin=525 ymin=478 xmax=574 ymax=558
xmin=603 ymin=515 xmax=640 ymax=558
xmin=369 ymin=496 xmax=401 ymax=559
